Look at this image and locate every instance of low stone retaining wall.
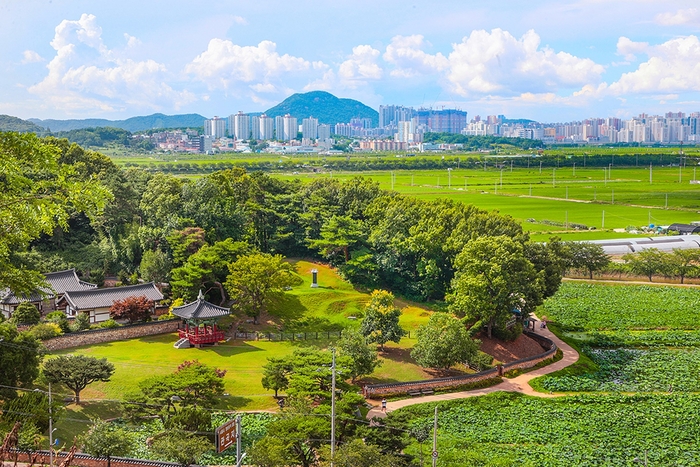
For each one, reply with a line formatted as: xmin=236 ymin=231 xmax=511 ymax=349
xmin=363 ymin=331 xmax=557 ymax=398
xmin=43 ymin=320 xmax=180 ymax=351
xmin=5 ymin=449 xmax=197 ymax=467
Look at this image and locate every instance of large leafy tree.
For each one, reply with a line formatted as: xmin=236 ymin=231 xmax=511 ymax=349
xmin=0 ymin=132 xmax=111 ymax=296
xmin=411 ymin=313 xmax=480 ymax=371
xmin=667 ymin=248 xmax=700 ymax=284
xmin=568 ymin=242 xmax=611 ymax=279
xmin=124 ymin=360 xmax=225 ymax=424
xmin=360 ymin=290 xmax=406 ymax=351
xmin=80 ymin=419 xmax=132 ymax=467
xmin=109 ymin=295 xmax=153 ymax=323
xmin=0 ymin=323 xmax=43 ymax=400
xmin=338 ymin=329 xmax=381 ymax=382
xmin=448 ymin=236 xmax=544 ymax=338
xmin=308 ymin=215 xmax=364 ymax=262
xmin=170 ymin=239 xmax=249 ymax=302
xmin=225 ymin=253 xmax=299 ymax=324
xmin=623 ymin=248 xmax=669 ymax=282
xmin=43 ymin=355 xmax=115 ymax=404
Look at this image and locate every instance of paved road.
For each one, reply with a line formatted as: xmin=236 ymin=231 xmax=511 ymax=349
xmin=366 ymin=323 xmax=579 ymax=419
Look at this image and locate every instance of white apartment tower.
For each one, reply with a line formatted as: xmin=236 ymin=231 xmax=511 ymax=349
xmin=259 ymin=114 xmax=274 ymax=140
xmin=205 ymin=117 xmax=226 ymax=139
xmin=233 ymin=111 xmax=250 ymax=141
xmin=249 ymin=115 xmax=260 ymax=140
xmin=302 ymin=117 xmax=319 ymax=139
xmin=282 ymin=114 xmax=298 ymax=141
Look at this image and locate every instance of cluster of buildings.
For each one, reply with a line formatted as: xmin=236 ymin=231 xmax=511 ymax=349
xmin=135 ymin=106 xmax=700 ymax=155
xmin=463 ymin=112 xmax=700 ymax=144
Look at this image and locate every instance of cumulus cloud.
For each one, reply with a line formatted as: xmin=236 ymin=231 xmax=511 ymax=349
xmin=616 ymin=37 xmax=649 ymax=61
xmin=337 ymin=45 xmax=382 ymax=85
xmin=608 ymin=35 xmax=700 ymax=95
xmin=445 ymin=29 xmax=605 ymax=97
xmin=29 ymin=14 xmax=193 ymax=113
xmin=383 ymin=35 xmax=448 ymax=77
xmin=22 ymin=50 xmax=44 ymax=64
xmin=185 ymin=39 xmax=310 ymax=93
xmin=655 ymin=8 xmax=700 ymax=26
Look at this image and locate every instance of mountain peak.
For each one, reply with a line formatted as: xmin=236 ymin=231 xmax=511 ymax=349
xmin=264 ymin=91 xmax=378 ymax=126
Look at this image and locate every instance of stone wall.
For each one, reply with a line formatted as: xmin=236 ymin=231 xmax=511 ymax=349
xmin=43 ymin=319 xmax=180 ymax=351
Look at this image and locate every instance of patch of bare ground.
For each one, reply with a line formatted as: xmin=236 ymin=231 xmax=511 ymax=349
xmin=478 ymin=332 xmax=546 ymax=363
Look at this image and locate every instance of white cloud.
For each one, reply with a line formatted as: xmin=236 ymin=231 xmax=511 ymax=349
xmin=22 ymin=50 xmax=44 ymax=64
xmin=655 ymin=8 xmax=700 ymax=26
xmin=616 ymin=36 xmax=648 ymax=61
xmin=185 ymin=39 xmax=310 ymax=92
xmin=445 ymin=29 xmax=605 ymax=97
xmin=383 ymin=35 xmax=448 ymax=77
xmin=608 ymin=35 xmax=700 ymax=95
xmin=28 ymin=14 xmax=193 ymax=113
xmin=337 ymin=45 xmax=383 ymax=85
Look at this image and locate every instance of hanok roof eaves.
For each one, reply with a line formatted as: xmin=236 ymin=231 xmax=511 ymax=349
xmin=0 ymin=269 xmax=96 ymax=305
xmin=60 ymin=282 xmax=164 ymax=310
xmin=171 ymin=298 xmax=230 ymax=320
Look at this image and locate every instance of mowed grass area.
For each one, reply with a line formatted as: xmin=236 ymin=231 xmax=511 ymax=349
xmin=50 ymin=261 xmax=433 ymax=440
xmin=275 ymin=166 xmax=700 ymax=232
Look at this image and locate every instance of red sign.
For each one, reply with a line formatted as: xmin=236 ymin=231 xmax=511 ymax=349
xmin=215 ymin=419 xmax=237 ymax=453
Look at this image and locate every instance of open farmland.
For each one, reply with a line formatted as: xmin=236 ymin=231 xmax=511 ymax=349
xmin=395 ymin=392 xmax=700 ymax=466
xmin=539 ymin=282 xmax=700 ymax=331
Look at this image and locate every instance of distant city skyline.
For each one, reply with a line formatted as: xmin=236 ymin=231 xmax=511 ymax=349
xmin=3 ymin=1 xmax=700 ymax=121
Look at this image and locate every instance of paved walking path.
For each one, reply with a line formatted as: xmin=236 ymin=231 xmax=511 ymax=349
xmin=366 ymin=323 xmax=579 ymax=419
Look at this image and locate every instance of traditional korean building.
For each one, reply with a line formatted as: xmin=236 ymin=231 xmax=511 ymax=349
xmin=0 ymin=269 xmax=96 ymax=319
xmin=58 ymin=282 xmax=163 ymax=323
xmin=172 ymin=291 xmax=230 ymax=348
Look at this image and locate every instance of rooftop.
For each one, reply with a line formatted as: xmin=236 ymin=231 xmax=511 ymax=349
xmin=171 ymin=291 xmax=230 ymax=320
xmin=60 ymin=282 xmax=163 ymax=310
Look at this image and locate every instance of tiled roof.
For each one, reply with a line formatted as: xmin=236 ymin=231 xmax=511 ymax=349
xmin=60 ymin=282 xmax=163 ymax=310
xmin=171 ymin=291 xmax=230 ymax=320
xmin=0 ymin=269 xmax=96 ymax=305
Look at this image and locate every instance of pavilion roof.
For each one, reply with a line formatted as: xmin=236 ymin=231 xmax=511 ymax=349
xmin=171 ymin=291 xmax=230 ymax=320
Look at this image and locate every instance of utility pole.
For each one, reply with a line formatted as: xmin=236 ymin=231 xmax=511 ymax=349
xmin=432 ymin=406 xmax=438 ymax=467
xmin=235 ymin=415 xmax=242 ymax=467
xmin=49 ymin=382 xmax=53 ymax=467
xmin=330 ymin=349 xmax=337 ymax=467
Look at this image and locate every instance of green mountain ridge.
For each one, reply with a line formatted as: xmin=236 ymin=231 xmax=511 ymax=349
xmin=0 ymin=115 xmax=48 ymax=133
xmin=28 ymin=113 xmax=207 ymax=132
xmin=263 ymin=91 xmax=378 ymax=126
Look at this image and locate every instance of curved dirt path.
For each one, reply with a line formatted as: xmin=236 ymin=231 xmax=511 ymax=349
xmin=366 ymin=324 xmax=579 ymax=419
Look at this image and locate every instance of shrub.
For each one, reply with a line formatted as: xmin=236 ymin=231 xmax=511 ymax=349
xmin=99 ymin=319 xmax=120 ymax=329
xmin=11 ymin=303 xmax=41 ymax=325
xmin=46 ymin=311 xmax=70 ymax=333
xmin=71 ymin=312 xmax=91 ymax=332
xmin=29 ymin=322 xmax=62 ymax=340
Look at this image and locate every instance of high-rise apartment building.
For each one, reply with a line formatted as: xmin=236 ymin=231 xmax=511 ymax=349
xmin=232 ymin=111 xmax=250 ymax=140
xmin=318 ymin=124 xmax=331 ymax=141
xmin=249 ymin=115 xmax=260 ymax=140
xmin=205 ymin=117 xmax=226 ymax=139
xmin=259 ymin=114 xmax=274 ymax=140
xmin=302 ymin=117 xmax=318 ymax=139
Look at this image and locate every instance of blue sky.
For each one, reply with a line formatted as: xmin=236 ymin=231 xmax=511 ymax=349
xmin=2 ymin=0 xmax=700 ymax=122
